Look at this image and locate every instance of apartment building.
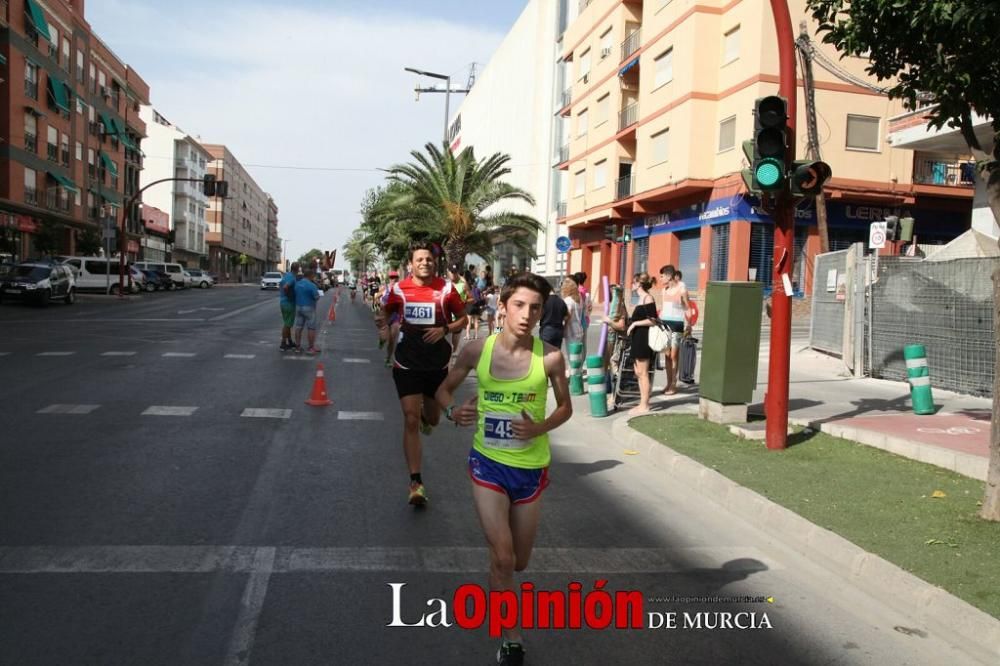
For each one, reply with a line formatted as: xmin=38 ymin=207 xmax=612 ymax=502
xmin=138 ymin=105 xmax=212 ymax=267
xmin=448 ymin=0 xmax=562 ymax=279
xmin=139 ymin=203 xmax=168 ymax=262
xmin=557 ymin=0 xmax=972 ymax=295
xmin=202 ymin=144 xmax=272 ymax=281
xmin=0 ymin=0 xmax=150 ymax=262
xmin=266 ymin=195 xmax=279 ymax=272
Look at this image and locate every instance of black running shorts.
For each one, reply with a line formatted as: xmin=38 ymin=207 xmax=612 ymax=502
xmin=392 ymin=368 xmax=449 ymax=399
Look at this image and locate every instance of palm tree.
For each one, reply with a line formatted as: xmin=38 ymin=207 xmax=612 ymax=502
xmin=384 ymin=142 xmax=542 ymax=270
xmin=343 ymin=229 xmax=378 ymax=276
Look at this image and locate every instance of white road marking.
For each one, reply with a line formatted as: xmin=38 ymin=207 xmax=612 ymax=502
xmin=282 ymin=356 xmax=313 ymax=361
xmin=240 ymin=408 xmax=292 ymax=419
xmin=0 ymin=352 xmax=10 ymax=356
xmin=224 ymin=548 xmax=276 ymax=666
xmin=210 ymin=300 xmax=274 ymax=321
xmin=225 ymin=354 xmax=257 ymax=359
xmin=101 ymin=351 xmax=137 ymax=356
xmin=162 ymin=352 xmax=196 ymax=358
xmin=37 ymin=351 xmax=75 ymax=356
xmin=36 ymin=404 xmax=101 ymax=415
xmin=0 ymin=545 xmax=780 ymax=574
xmin=337 ymin=411 xmax=384 ymax=420
xmin=142 ymin=406 xmax=199 ymax=416
xmin=342 ymin=358 xmax=371 ymax=363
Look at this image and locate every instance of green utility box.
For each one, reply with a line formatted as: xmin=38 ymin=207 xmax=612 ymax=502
xmin=699 ymin=281 xmax=764 ymax=404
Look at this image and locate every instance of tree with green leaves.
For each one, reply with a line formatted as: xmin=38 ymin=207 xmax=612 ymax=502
xmin=343 ymin=229 xmax=378 ymax=276
xmin=76 ymin=227 xmax=102 ymax=256
xmin=297 ymin=248 xmax=324 ymax=267
xmin=383 ymin=142 xmax=541 ymax=270
xmin=32 ymin=219 xmax=64 ymax=258
xmin=806 ymin=0 xmax=1000 ymax=520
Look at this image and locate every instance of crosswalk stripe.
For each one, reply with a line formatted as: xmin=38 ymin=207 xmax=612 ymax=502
xmin=162 ymin=353 xmax=196 ymax=358
xmin=240 ymin=408 xmax=292 ymax=419
xmin=342 ymin=358 xmax=371 ymax=363
xmin=142 ymin=406 xmax=198 ymax=416
xmin=36 ymin=404 xmax=101 ymax=415
xmin=283 ymin=356 xmax=314 ymax=361
xmin=0 ymin=352 xmax=10 ymax=356
xmin=101 ymin=351 xmax=137 ymax=357
xmin=37 ymin=351 xmax=75 ymax=356
xmin=225 ymin=354 xmax=256 ymax=359
xmin=337 ymin=411 xmax=384 ymax=420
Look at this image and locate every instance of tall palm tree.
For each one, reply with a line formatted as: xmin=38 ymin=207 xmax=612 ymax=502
xmin=343 ymin=229 xmax=378 ymax=276
xmin=385 ymin=142 xmax=542 ymax=270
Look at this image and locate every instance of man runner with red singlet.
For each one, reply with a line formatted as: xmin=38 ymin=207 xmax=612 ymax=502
xmin=435 ymin=272 xmax=573 ymax=665
xmin=377 ymin=241 xmax=468 ymax=506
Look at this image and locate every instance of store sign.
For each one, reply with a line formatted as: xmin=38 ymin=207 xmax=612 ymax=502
xmin=127 ymin=240 xmax=140 ymax=253
xmin=17 ymin=216 xmax=39 ymax=233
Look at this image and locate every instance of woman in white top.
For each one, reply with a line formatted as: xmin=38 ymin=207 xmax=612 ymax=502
xmin=658 ymin=264 xmax=689 ymax=394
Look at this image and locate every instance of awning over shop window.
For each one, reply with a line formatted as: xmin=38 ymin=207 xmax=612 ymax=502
xmin=619 ymin=58 xmax=639 ymax=76
xmin=47 ymin=74 xmax=71 ymax=113
xmin=98 ymin=151 xmax=119 ymax=176
xmin=47 ymin=171 xmax=79 ymax=193
xmin=24 ymin=0 xmax=52 ymax=42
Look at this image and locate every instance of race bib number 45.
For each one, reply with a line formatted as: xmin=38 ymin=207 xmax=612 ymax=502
xmin=404 ymin=302 xmax=435 ymax=325
xmin=483 ymin=413 xmax=528 ymax=450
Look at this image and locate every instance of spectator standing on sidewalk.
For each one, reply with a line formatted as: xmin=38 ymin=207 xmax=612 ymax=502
xmin=626 ymin=272 xmax=658 ymax=415
xmin=572 ymin=272 xmax=593 ymax=358
xmin=560 ymin=278 xmax=584 ymax=374
xmin=538 ymin=288 xmax=569 ymax=352
xmin=278 ymin=261 xmax=300 ymax=352
xmin=293 ymin=268 xmax=322 ymax=354
xmin=658 ymin=265 xmax=689 ymax=394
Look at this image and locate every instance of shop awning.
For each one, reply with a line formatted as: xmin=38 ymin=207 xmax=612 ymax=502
xmin=47 ymin=75 xmax=71 ymax=113
xmin=24 ymin=0 xmax=51 ymax=42
xmin=47 ymin=171 xmax=79 ymax=193
xmin=99 ymin=151 xmax=119 ymax=176
xmin=619 ymin=58 xmax=639 ymax=76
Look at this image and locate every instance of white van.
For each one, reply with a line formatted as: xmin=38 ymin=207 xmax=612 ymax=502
xmin=61 ymin=256 xmax=137 ymax=294
xmin=134 ymin=261 xmax=187 ymax=289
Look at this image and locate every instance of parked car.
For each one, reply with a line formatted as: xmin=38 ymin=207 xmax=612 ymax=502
xmin=185 ymin=268 xmax=214 ymax=289
xmin=142 ymin=269 xmax=174 ymax=291
xmin=0 ymin=261 xmax=76 ymax=306
xmin=61 ymin=256 xmax=138 ymax=294
xmin=260 ymin=271 xmax=283 ymax=290
xmin=134 ymin=262 xmax=187 ymax=289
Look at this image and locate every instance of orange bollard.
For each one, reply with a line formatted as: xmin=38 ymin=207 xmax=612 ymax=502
xmin=305 ymin=363 xmax=334 ymax=406
xmin=328 ymin=301 xmax=336 ymax=322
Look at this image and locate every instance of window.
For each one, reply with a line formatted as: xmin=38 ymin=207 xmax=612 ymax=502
xmin=98 ymin=70 xmax=106 ymax=89
xmin=596 ymin=94 xmax=610 ymax=125
xmin=594 ymin=160 xmax=607 ymax=189
xmin=579 ymin=49 xmax=591 ymax=82
xmin=62 ymin=38 xmax=70 ymax=69
xmin=718 ymin=116 xmax=736 ymax=152
xmin=76 ymin=50 xmax=85 ymax=82
xmin=87 ymin=148 xmax=95 ymax=178
xmin=74 ymin=189 xmax=81 ymax=207
xmin=75 ymin=141 xmax=82 ymax=162
xmin=48 ymin=25 xmax=59 ymax=59
xmin=89 ymin=63 xmax=96 ymax=92
xmin=599 ymin=28 xmax=613 ymax=59
xmin=654 ymin=48 xmax=673 ymax=87
xmin=25 ymin=168 xmax=37 ymax=205
xmin=76 ymin=97 xmax=83 ymax=115
xmin=574 ymin=169 xmax=586 ymax=197
xmin=24 ymin=112 xmax=38 ymax=152
xmin=723 ymin=26 xmax=741 ymax=64
xmin=61 ymin=133 xmax=70 ymax=166
xmin=577 ymin=108 xmax=588 ymax=137
xmin=47 ymin=126 xmax=58 ymax=161
xmin=651 ymin=128 xmax=670 ymax=164
xmin=846 ymin=114 xmax=880 ymax=151
xmin=25 ymin=60 xmax=39 ymax=99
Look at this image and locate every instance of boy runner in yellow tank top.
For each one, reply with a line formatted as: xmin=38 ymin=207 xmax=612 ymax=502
xmin=436 ymin=273 xmax=573 ymax=666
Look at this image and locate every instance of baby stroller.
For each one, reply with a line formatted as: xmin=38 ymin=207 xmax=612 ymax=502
xmin=609 ymin=333 xmax=656 ymax=410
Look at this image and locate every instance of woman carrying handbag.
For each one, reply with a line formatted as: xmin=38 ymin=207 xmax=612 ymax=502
xmin=625 ymin=272 xmax=658 ymax=415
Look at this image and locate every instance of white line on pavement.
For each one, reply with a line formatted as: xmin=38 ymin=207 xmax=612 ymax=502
xmin=36 ymin=404 xmax=101 ymax=415
xmin=0 ymin=352 xmax=10 ymax=356
xmin=282 ymin=356 xmax=314 ymax=361
xmin=224 ymin=547 xmax=276 ymax=666
xmin=225 ymin=354 xmax=257 ymax=359
xmin=210 ymin=300 xmax=275 ymax=322
xmin=142 ymin=406 xmax=199 ymax=416
xmin=337 ymin=411 xmax=384 ymax=420
xmin=36 ymin=351 xmax=76 ymax=356
xmin=240 ymin=408 xmax=292 ymax=419
xmin=342 ymin=358 xmax=371 ymax=363
xmin=162 ymin=352 xmax=197 ymax=358
xmin=101 ymin=351 xmax=138 ymax=356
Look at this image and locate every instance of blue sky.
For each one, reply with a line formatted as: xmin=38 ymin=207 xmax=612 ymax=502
xmin=85 ymin=1 xmax=525 ymax=266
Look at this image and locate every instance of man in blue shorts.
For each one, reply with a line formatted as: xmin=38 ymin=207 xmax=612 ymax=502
xmin=293 ymin=268 xmax=321 ymax=354
xmin=436 ymin=272 xmax=572 ymax=665
xmin=279 ymin=262 xmax=299 ymax=352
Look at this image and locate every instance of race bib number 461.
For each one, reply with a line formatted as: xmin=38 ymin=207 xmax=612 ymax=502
xmin=404 ymin=302 xmax=435 ymax=325
xmin=483 ymin=413 xmax=527 ymax=450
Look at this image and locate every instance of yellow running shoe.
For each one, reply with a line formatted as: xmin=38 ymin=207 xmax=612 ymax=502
xmin=408 ymin=482 xmax=428 ymax=506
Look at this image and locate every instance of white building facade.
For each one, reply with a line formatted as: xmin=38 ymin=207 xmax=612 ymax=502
xmin=449 ymin=0 xmax=569 ymax=280
xmin=138 ymin=106 xmax=211 ymax=267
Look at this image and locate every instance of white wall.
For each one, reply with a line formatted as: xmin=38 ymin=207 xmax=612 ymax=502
xmin=449 ymin=0 xmax=560 ymax=276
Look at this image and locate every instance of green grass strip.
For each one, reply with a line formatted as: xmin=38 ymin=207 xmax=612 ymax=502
xmin=629 ymin=414 xmax=1000 ymax=619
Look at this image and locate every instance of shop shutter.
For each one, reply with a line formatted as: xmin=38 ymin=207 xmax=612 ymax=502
xmin=677 ymin=230 xmax=700 ymax=287
xmin=632 ymin=235 xmax=649 ymax=275
xmin=791 ymin=226 xmax=808 ymax=295
xmin=749 ymin=223 xmax=773 ymax=287
xmin=710 ymin=223 xmax=730 ymax=282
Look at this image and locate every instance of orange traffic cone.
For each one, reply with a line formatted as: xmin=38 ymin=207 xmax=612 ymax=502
xmin=327 ymin=301 xmax=336 ymax=322
xmin=305 ymin=363 xmax=334 ymax=406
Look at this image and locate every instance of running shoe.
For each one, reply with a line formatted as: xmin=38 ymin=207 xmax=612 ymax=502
xmin=384 ymin=358 xmax=392 ymax=368
xmin=419 ymin=414 xmax=434 ymax=436
xmin=307 ymin=347 xmax=321 ymax=354
xmin=497 ymin=641 xmax=524 ymax=665
xmin=279 ymin=341 xmax=291 ymax=352
xmin=378 ymin=338 xmax=386 ymax=349
xmin=408 ymin=482 xmax=428 ymax=506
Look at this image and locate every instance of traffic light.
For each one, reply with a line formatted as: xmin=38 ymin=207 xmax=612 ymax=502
xmin=203 ymin=174 xmax=217 ymax=197
xmin=215 ymin=180 xmax=229 ymax=198
xmin=752 ymin=95 xmax=789 ymax=192
xmin=622 ymin=227 xmax=631 ymax=243
xmin=741 ymin=140 xmax=761 ymax=195
xmin=789 ymin=160 xmax=832 ymax=197
xmin=884 ymin=215 xmax=899 ymax=241
xmin=604 ymin=224 xmax=616 ymax=241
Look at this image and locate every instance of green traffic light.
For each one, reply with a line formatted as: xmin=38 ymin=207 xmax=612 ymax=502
xmin=755 ymin=158 xmax=783 ymax=188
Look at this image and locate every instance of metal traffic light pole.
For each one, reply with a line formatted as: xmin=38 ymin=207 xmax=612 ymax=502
xmin=764 ymin=0 xmax=797 ymax=450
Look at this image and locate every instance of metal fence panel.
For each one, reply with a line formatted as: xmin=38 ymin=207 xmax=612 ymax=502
xmin=871 ymin=257 xmax=998 ymax=397
xmin=809 ymin=249 xmax=850 ymax=355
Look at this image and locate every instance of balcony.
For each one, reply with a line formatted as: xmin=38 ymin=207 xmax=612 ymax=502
xmin=621 ymin=30 xmax=641 ymax=63
xmin=25 ymin=187 xmax=39 ymax=206
xmin=46 ymin=189 xmax=71 ymax=212
xmin=913 ymin=157 xmax=976 ymax=187
xmin=618 ymin=102 xmax=638 ymax=132
xmin=557 ymin=143 xmax=570 ymax=164
xmin=561 ymin=86 xmax=572 ymax=109
xmin=616 ymin=174 xmax=634 ymax=201
xmin=47 ymin=144 xmax=59 ymax=162
xmin=557 ymin=201 xmax=567 ymax=219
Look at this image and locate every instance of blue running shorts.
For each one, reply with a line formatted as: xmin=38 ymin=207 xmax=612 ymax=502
xmin=467 ymin=448 xmax=549 ymax=505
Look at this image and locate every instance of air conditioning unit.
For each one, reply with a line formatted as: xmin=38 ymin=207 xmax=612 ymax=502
xmin=600 ymin=47 xmax=611 ymax=59
xmin=100 ymin=86 xmax=110 ymax=98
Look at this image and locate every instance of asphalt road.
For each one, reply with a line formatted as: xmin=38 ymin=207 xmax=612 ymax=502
xmin=0 ymin=287 xmax=983 ymax=665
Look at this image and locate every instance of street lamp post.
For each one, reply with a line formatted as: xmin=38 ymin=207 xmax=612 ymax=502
xmin=282 ymin=239 xmax=292 ymax=271
xmin=404 ymin=67 xmax=468 ymax=145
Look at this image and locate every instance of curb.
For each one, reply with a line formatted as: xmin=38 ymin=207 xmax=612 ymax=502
xmin=789 ymin=417 xmax=988 ymax=481
xmin=611 ymin=416 xmax=1000 ymax=665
